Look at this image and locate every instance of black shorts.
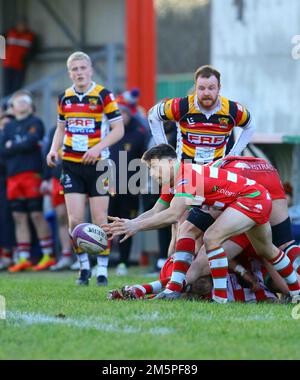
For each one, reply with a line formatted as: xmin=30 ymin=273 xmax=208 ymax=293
xmin=108 ymin=194 xmax=139 ymax=220
xmin=186 ymin=207 xmax=215 ymax=232
xmin=61 ymin=160 xmax=112 ymax=197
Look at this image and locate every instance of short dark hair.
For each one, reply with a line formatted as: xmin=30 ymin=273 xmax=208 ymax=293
xmin=142 ymin=144 xmax=177 ymax=162
xmin=194 ymin=65 xmax=221 ymax=86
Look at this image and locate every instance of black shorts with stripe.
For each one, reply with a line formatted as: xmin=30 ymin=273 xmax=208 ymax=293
xmin=61 ymin=160 xmax=112 ymax=197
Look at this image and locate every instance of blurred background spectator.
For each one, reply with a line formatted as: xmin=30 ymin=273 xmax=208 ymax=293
xmin=0 ymin=90 xmax=55 ymax=272
xmin=2 ymin=19 xmax=37 ymax=97
xmin=109 ymin=93 xmax=149 ymax=275
xmin=41 ymin=126 xmax=74 ymax=271
xmin=0 ymin=113 xmax=16 ymax=270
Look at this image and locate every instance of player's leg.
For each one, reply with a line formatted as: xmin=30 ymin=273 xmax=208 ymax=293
xmin=9 ymin=203 xmax=32 ymax=272
xmin=203 ymin=207 xmax=256 ymax=303
xmin=89 ymin=195 xmax=110 ymax=286
xmin=65 ymin=192 xmax=90 ymax=285
xmin=50 ymin=203 xmax=73 ymax=270
xmin=155 ymin=209 xmax=213 ymax=299
xmin=246 ymin=223 xmax=300 ymax=300
xmin=29 ymin=198 xmax=56 ymax=271
xmin=270 ymin=199 xmax=300 ymax=273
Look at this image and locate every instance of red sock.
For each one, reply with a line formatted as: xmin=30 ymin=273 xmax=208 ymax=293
xmin=284 ymin=244 xmax=300 ymax=274
xmin=207 ymin=246 xmax=228 ymax=303
xmin=269 ymin=250 xmax=300 ymax=295
xmin=166 ymin=238 xmax=194 ymax=292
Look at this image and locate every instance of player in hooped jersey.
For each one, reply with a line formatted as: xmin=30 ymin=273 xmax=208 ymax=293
xmin=104 ymin=144 xmax=300 ymax=303
xmin=148 ymin=65 xmax=255 ymax=164
xmin=47 ymin=52 xmax=124 ymax=286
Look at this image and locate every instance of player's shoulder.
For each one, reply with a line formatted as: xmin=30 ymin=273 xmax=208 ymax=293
xmin=58 ymin=87 xmax=73 ymax=101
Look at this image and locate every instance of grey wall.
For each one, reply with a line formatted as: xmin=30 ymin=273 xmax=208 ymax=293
xmin=211 ymin=0 xmax=300 ymax=136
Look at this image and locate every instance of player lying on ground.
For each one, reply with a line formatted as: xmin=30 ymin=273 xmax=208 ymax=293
xmin=108 ymin=250 xmax=278 ymax=303
xmin=103 ymin=144 xmax=300 ymax=303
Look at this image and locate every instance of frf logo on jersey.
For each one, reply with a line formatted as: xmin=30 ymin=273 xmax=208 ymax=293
xmin=187 ymin=133 xmax=226 ymax=146
xmin=67 ymin=118 xmax=95 ymax=133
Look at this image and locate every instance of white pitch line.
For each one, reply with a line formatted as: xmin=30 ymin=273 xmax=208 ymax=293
xmin=6 ymin=311 xmax=174 ymax=335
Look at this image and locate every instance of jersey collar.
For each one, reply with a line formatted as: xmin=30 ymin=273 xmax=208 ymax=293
xmin=72 ymin=81 xmax=96 ymax=101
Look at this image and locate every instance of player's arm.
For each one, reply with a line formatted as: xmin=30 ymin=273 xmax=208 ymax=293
xmin=134 ymin=198 xmax=170 ymax=221
xmin=148 ymin=98 xmax=180 ymax=145
xmin=108 ymin=196 xmax=188 ymax=242
xmin=227 ymin=104 xmax=255 ymax=156
xmin=47 ymin=95 xmax=66 ymax=167
xmin=47 ymin=121 xmax=65 ymax=167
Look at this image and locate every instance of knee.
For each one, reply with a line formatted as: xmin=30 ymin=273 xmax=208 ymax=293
xmin=178 ymin=221 xmax=200 ymax=240
xmin=203 ymin=229 xmax=221 ymax=248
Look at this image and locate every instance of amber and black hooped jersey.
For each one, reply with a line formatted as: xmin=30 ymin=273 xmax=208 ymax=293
xmin=158 ymin=94 xmax=251 ymax=163
xmin=58 ymin=82 xmax=122 ymax=163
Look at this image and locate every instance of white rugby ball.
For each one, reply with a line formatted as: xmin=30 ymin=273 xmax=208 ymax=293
xmin=72 ymin=223 xmax=107 ymax=255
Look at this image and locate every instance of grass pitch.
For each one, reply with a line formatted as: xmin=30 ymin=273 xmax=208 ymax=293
xmin=0 ymin=269 xmax=299 ymax=360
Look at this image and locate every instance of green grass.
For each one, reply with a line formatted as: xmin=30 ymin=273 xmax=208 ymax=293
xmin=0 ymin=269 xmax=299 ymax=360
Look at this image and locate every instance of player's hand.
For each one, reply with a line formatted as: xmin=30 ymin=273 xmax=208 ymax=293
xmin=102 ymin=217 xmax=137 ymax=243
xmin=47 ymin=151 xmax=59 ymax=167
xmin=82 ymin=145 xmax=102 ymax=165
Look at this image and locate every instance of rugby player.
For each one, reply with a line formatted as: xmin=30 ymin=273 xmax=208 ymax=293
xmin=103 ymin=144 xmax=300 ymax=303
xmin=47 ymin=52 xmax=124 ymax=286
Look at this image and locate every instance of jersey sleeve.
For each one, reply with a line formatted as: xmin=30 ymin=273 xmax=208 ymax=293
xmin=99 ymin=88 xmax=122 ymax=123
xmin=158 ymin=192 xmax=174 ymax=206
xmin=158 ymin=97 xmax=184 ymax=122
xmin=234 ymin=102 xmax=251 ymax=128
xmin=57 ymin=94 xmax=65 ymax=122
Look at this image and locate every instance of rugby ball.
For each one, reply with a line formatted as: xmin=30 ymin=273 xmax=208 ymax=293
xmin=72 ymin=223 xmax=107 ymax=254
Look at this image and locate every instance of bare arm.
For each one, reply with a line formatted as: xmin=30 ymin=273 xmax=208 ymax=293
xmin=46 ymin=121 xmax=65 ymax=167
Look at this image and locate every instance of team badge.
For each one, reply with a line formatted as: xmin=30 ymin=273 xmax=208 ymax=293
xmin=89 ymin=98 xmax=98 ymax=110
xmin=218 ymin=117 xmax=229 ymax=128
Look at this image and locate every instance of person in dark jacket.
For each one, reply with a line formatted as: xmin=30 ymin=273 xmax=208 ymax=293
xmin=0 ymin=90 xmax=55 ymax=272
xmin=0 ymin=113 xmax=16 ymax=269
xmin=40 ymin=127 xmax=73 ymax=270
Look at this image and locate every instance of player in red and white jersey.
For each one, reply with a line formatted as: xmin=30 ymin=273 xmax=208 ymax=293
xmin=104 ymin=144 xmax=300 ymax=303
xmin=210 ymin=156 xmax=300 ymax=274
xmin=107 ymin=253 xmax=277 ymax=303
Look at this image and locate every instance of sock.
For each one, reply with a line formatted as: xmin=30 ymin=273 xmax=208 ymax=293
xmin=2 ymin=248 xmax=12 ymax=259
xmin=97 ymin=255 xmax=109 ymax=277
xmin=269 ymin=250 xmax=300 ymax=296
xmin=17 ymin=243 xmax=31 ymax=262
xmin=284 ymin=243 xmax=300 ymax=274
xmin=39 ymin=236 xmax=54 ymax=257
xmin=207 ymin=246 xmax=228 ymax=303
xmin=166 ymin=238 xmax=194 ymax=292
xmin=62 ymin=249 xmax=72 ymax=258
xmin=136 ymin=278 xmax=170 ymax=295
xmin=77 ymin=253 xmax=90 ymax=271
xmin=100 ymin=240 xmax=111 ymax=256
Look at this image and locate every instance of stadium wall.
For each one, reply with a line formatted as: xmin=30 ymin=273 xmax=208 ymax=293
xmin=211 ymin=0 xmax=300 ymax=136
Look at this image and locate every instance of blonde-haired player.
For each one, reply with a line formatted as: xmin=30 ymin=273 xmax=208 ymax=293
xmin=47 ymin=51 xmax=124 ymax=286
